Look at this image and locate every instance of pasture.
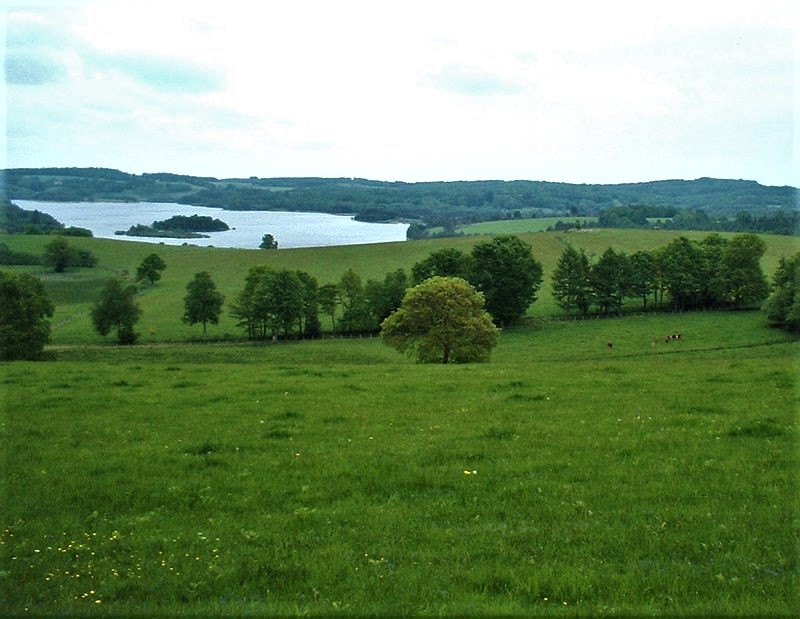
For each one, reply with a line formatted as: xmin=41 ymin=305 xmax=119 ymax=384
xmin=2 ymin=310 xmax=798 ymax=615
xmin=457 ymin=216 xmax=599 ymax=235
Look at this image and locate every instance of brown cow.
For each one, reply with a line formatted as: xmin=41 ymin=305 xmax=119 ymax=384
xmin=652 ymin=333 xmax=683 ymax=346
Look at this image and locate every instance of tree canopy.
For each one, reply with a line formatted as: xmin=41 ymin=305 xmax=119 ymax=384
xmin=42 ymin=237 xmax=97 ymax=273
xmin=763 ymin=253 xmax=800 ymax=332
xmin=91 ymin=279 xmax=141 ymax=344
xmin=183 ymin=272 xmax=224 ymax=334
xmin=470 ymin=235 xmax=543 ymax=326
xmin=381 ymin=276 xmax=499 ymax=364
xmin=0 ymin=271 xmax=54 ymax=360
xmin=551 ymin=244 xmax=591 ymax=315
xmin=136 ymin=253 xmax=167 ymax=286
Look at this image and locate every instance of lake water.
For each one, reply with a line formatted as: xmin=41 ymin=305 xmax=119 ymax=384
xmin=13 ymin=200 xmax=409 ymax=249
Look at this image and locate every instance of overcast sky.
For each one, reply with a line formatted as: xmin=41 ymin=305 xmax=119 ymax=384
xmin=3 ymin=0 xmax=797 ymax=186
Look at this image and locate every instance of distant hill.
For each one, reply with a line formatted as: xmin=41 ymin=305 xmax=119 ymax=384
xmin=2 ymin=167 xmax=796 ymax=232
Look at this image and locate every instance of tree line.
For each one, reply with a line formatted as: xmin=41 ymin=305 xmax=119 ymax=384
xmin=595 ymin=204 xmax=798 ymax=236
xmin=229 ymin=235 xmax=543 ymax=341
xmin=552 ymin=233 xmax=771 ymax=316
xmin=5 ymin=169 xmax=796 ymax=236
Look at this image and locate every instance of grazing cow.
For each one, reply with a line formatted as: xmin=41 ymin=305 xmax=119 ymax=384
xmin=607 ymin=342 xmax=614 ymax=349
xmin=652 ymin=332 xmax=684 ymax=346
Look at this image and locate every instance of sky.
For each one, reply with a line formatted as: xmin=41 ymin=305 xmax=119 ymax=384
xmin=3 ymin=0 xmax=797 ymax=186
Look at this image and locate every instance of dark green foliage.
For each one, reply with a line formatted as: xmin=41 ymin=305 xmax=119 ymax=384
xmin=5 ymin=168 xmax=796 ymax=234
xmin=697 ymin=233 xmax=730 ymax=307
xmin=0 ymin=200 xmax=64 ymax=234
xmin=550 ymin=233 xmax=770 ymax=316
xmin=0 ymin=242 xmax=41 ymax=265
xmin=318 ymin=283 xmax=339 ymax=331
xmin=230 ymin=266 xmax=310 ymax=338
xmin=259 ymin=233 xmax=278 ymax=249
xmin=183 ymin=272 xmax=224 ymax=334
xmin=90 ymin=279 xmax=141 ymax=344
xmin=381 ymin=276 xmax=499 ymax=363
xmin=598 ymin=203 xmax=678 ymax=227
xmin=763 ymin=252 xmax=800 ymax=331
xmin=119 ymin=215 xmax=229 ymax=239
xmin=295 ymin=270 xmax=320 ymax=338
xmin=721 ymin=233 xmax=769 ymax=306
xmin=628 ymin=250 xmax=656 ymax=309
xmin=0 ymin=271 xmax=54 ymax=360
xmin=589 ymin=247 xmax=632 ymax=314
xmin=60 ymin=226 xmax=93 ymax=237
xmin=411 ymin=247 xmax=472 ymax=285
xmin=660 ymin=237 xmax=704 ymax=310
xmin=135 ymin=253 xmax=167 ymax=285
xmin=365 ymin=268 xmax=408 ymax=324
xmin=551 ymin=244 xmax=591 ymax=314
xmin=150 ymin=215 xmax=229 ymax=232
xmin=470 ymin=235 xmax=543 ymax=326
xmin=337 ymin=268 xmax=371 ymax=333
xmin=657 ymin=234 xmax=769 ymax=310
xmin=42 ymin=236 xmax=97 ymax=272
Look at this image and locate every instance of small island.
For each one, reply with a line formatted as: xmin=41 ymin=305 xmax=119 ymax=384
xmin=116 ymin=214 xmax=229 ymax=239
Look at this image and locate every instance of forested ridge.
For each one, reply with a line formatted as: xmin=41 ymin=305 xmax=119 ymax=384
xmin=3 ymin=167 xmax=797 ymax=234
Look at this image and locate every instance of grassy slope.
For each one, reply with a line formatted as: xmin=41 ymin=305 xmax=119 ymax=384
xmin=2 ymin=310 xmax=798 ymax=615
xmin=458 ymin=216 xmax=599 ymax=235
xmin=1 ymin=230 xmax=798 ymax=344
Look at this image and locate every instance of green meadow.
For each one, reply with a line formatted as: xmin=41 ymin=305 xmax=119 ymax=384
xmin=1 ymin=229 xmax=799 ymax=615
xmin=458 ymin=217 xmax=599 ymax=235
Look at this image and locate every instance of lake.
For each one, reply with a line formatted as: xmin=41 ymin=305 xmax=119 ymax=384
xmin=13 ymin=200 xmax=409 ymax=249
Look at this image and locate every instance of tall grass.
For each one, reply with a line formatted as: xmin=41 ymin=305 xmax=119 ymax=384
xmin=2 ymin=311 xmax=797 ymax=615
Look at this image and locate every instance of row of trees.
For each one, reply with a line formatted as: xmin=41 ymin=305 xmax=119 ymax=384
xmin=763 ymin=253 xmax=800 ymax=331
xmin=597 ymin=204 xmax=798 ymax=236
xmin=229 ymin=235 xmax=543 ymax=340
xmin=90 ymin=269 xmax=224 ymax=344
xmin=551 ymin=233 xmax=770 ymax=315
xmin=2 ymin=231 xmax=797 ymax=360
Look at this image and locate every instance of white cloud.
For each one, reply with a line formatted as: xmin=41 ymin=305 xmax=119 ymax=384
xmin=3 ymin=0 xmax=797 ymax=185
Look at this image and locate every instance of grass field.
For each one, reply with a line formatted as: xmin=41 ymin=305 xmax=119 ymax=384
xmin=2 ymin=229 xmax=798 ymax=614
xmin=458 ymin=217 xmax=599 ymax=235
xmin=1 ymin=230 xmax=798 ymax=344
xmin=2 ymin=309 xmax=799 ymax=615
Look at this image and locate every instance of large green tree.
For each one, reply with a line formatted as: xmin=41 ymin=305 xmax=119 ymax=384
xmin=411 ymin=248 xmax=472 ymax=285
xmin=230 ymin=266 xmax=310 ymax=339
xmin=366 ymin=268 xmax=409 ymax=324
xmin=338 ymin=269 xmax=370 ymax=332
xmin=91 ymin=279 xmax=141 ymax=344
xmin=42 ymin=236 xmax=96 ymax=273
xmin=136 ymin=253 xmax=166 ymax=286
xmin=230 ymin=266 xmax=271 ymax=339
xmin=697 ymin=234 xmax=729 ymax=307
xmin=551 ymin=244 xmax=591 ymax=315
xmin=318 ymin=283 xmax=339 ymax=332
xmin=295 ymin=270 xmax=321 ymax=338
xmin=628 ymin=250 xmax=657 ymax=309
xmin=381 ymin=276 xmax=499 ymax=364
xmin=470 ymin=235 xmax=543 ymax=326
xmin=183 ymin=271 xmax=224 ymax=334
xmin=763 ymin=252 xmax=800 ymax=331
xmin=589 ymin=248 xmax=631 ymax=314
xmin=721 ymin=233 xmax=769 ymax=307
xmin=0 ymin=271 xmax=54 ymax=360
xmin=660 ymin=237 xmax=704 ymax=310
